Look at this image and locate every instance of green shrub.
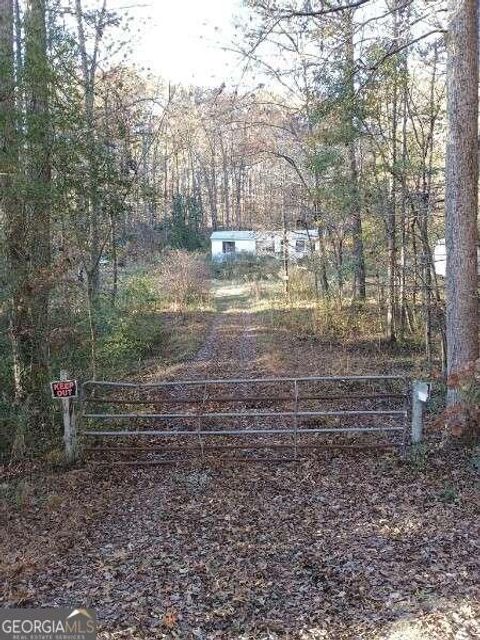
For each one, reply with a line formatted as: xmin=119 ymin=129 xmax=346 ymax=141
xmin=98 ymin=311 xmax=164 ymax=375
xmin=0 ymin=256 xmax=213 ymax=461
xmin=407 ymin=443 xmax=429 ymax=471
xmin=118 ymin=273 xmax=160 ymax=313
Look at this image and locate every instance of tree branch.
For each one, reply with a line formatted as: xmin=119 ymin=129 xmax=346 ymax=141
xmin=367 ymin=29 xmax=445 ymax=73
xmin=271 ymin=0 xmax=373 ymax=19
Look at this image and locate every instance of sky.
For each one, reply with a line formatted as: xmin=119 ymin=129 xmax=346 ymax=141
xmin=93 ymin=1 xmax=443 ymax=91
xmin=109 ymin=0 xmax=247 ymax=86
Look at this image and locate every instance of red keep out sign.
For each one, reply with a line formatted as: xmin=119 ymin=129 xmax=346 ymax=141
xmin=50 ymin=380 xmax=78 ymax=399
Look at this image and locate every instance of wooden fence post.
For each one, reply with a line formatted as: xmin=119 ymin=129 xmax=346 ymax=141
xmin=61 ymin=370 xmax=77 ymax=464
xmin=411 ymin=380 xmax=430 ymax=444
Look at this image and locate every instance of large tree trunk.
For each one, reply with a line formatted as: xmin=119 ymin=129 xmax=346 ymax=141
xmin=445 ymin=0 xmax=479 ymax=403
xmin=202 ymin=161 xmax=218 ymax=230
xmin=219 ymin=135 xmax=231 ymax=227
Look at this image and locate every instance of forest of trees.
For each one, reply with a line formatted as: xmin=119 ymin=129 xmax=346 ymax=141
xmin=0 ymin=0 xmax=478 ymax=457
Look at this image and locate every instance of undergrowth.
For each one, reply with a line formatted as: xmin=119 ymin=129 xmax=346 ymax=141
xmin=212 ymin=254 xmax=280 ymax=281
xmin=250 ymin=277 xmax=385 ymax=343
xmin=0 ymin=253 xmax=213 ymax=462
xmin=249 ymin=267 xmax=436 ymax=354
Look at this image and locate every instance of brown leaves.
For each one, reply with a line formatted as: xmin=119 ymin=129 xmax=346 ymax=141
xmin=434 ymin=394 xmax=480 ymax=443
xmin=162 ymin=609 xmax=178 ymax=629
xmin=3 ymin=453 xmax=478 ymax=639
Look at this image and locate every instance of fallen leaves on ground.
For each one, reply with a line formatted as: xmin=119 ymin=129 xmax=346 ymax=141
xmin=1 ymin=454 xmax=479 ymax=639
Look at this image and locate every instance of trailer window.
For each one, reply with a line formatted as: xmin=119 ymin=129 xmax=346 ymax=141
xmin=222 ymin=241 xmax=236 ymax=253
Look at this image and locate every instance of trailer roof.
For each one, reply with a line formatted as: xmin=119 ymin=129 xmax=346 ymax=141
xmin=211 ymin=231 xmax=256 ymax=241
xmin=211 ymin=229 xmax=319 ymax=241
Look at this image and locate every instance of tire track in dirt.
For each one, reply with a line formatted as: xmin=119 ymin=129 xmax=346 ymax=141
xmin=174 ymin=283 xmax=259 ymax=381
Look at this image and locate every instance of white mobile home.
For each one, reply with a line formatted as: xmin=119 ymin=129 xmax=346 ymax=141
xmin=433 ymin=239 xmax=480 ymax=277
xmin=211 ymin=230 xmax=257 ymax=261
xmin=433 ymin=240 xmax=446 ymax=277
xmin=274 ymin=230 xmax=319 ymax=261
xmin=211 ymin=229 xmax=319 ymax=261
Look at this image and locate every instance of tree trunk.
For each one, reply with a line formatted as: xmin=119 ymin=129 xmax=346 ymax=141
xmin=345 ymin=9 xmax=366 ymax=300
xmin=315 ymin=219 xmax=329 ymax=296
xmin=281 ymin=195 xmax=289 ymax=295
xmin=75 ymin=0 xmax=105 ymax=302
xmin=445 ymin=0 xmax=479 ymax=403
xmin=110 ymin=213 xmax=118 ymax=305
xmin=0 ymin=0 xmax=27 ymax=408
xmin=24 ymin=0 xmax=52 ymax=431
xmin=1 ymin=0 xmax=52 ymax=451
xmin=220 ymin=135 xmax=231 ymax=227
xmin=386 ymin=5 xmax=401 ymax=343
xmin=398 ymin=74 xmax=408 ymax=338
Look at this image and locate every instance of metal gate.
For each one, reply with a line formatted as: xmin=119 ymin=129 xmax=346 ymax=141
xmin=80 ymin=375 xmax=410 ymax=465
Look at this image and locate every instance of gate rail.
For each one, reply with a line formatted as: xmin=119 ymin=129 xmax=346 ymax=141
xmin=75 ymin=375 xmax=418 ymax=464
